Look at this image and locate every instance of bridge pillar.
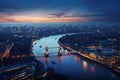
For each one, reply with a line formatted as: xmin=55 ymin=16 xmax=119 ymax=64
xmin=45 ymin=46 xmax=49 ymax=57
xmin=58 ymin=45 xmax=62 ymax=56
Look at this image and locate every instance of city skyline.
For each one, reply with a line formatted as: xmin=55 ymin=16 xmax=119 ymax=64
xmin=0 ymin=0 xmax=120 ymax=23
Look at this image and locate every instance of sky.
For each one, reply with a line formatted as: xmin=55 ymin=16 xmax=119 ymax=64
xmin=0 ymin=0 xmax=120 ymax=23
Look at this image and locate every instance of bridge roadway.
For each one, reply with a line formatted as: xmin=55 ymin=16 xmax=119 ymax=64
xmin=47 ymin=47 xmax=59 ymax=49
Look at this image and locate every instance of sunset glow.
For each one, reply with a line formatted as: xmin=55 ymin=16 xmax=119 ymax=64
xmin=0 ymin=15 xmax=89 ymax=22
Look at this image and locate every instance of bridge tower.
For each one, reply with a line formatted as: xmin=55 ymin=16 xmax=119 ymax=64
xmin=58 ymin=45 xmax=62 ymax=56
xmin=45 ymin=46 xmax=49 ymax=57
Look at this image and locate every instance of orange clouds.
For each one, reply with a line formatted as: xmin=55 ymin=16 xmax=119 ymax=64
xmin=0 ymin=15 xmax=89 ymax=22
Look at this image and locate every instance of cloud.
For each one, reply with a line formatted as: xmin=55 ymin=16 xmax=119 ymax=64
xmin=50 ymin=12 xmax=67 ymax=17
xmin=63 ymin=12 xmax=120 ymax=23
xmin=0 ymin=0 xmax=87 ymax=15
xmin=0 ymin=0 xmax=120 ymax=23
xmin=0 ymin=16 xmax=16 ymax=22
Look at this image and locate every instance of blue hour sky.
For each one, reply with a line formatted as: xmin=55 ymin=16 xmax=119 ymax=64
xmin=0 ymin=0 xmax=120 ymax=23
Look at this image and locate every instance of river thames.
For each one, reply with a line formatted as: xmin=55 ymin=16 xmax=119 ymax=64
xmin=32 ymin=34 xmax=120 ymax=80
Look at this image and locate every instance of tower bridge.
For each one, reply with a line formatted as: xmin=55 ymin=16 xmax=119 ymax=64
xmin=44 ymin=45 xmax=62 ymax=57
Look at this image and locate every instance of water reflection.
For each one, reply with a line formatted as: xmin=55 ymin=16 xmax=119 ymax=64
xmin=90 ymin=65 xmax=95 ymax=73
xmin=74 ymin=55 xmax=80 ymax=62
xmin=83 ymin=60 xmax=88 ymax=71
xmin=58 ymin=56 xmax=62 ymax=63
xmin=45 ymin=57 xmax=49 ymax=65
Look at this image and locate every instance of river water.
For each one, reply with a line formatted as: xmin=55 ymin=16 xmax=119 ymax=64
xmin=32 ymin=34 xmax=120 ymax=80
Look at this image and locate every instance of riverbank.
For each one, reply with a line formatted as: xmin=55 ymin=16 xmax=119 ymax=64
xmin=77 ymin=52 xmax=120 ymax=74
xmin=58 ymin=36 xmax=120 ymax=75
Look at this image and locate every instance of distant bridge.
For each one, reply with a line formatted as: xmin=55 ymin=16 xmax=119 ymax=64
xmin=47 ymin=47 xmax=59 ymax=49
xmin=44 ymin=46 xmax=62 ymax=56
